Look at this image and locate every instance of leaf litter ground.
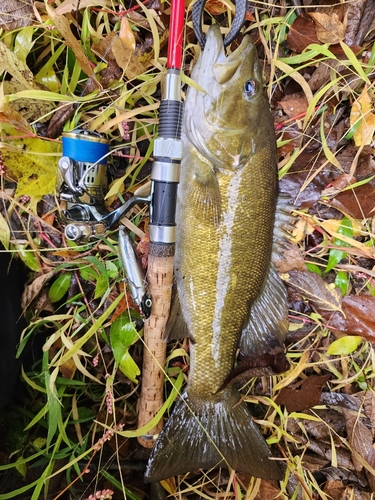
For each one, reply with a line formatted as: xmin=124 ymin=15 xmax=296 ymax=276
xmin=1 ymin=0 xmax=375 ymax=499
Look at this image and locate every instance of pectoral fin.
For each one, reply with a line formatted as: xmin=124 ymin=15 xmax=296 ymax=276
xmin=189 ymin=158 xmax=221 ymax=225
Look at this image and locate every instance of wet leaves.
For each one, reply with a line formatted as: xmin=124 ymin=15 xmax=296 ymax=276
xmin=276 ymin=374 xmax=330 ymax=412
xmin=327 ymin=296 xmax=375 ymax=341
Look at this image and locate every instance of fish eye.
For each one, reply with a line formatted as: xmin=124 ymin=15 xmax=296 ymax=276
xmin=243 ymin=79 xmax=257 ymax=100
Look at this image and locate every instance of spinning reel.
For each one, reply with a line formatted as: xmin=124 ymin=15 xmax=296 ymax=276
xmin=57 ymin=129 xmax=152 ymax=317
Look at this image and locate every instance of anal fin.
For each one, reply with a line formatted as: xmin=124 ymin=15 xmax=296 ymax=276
xmin=239 ymin=265 xmax=289 ymax=371
xmin=164 ymin=285 xmax=192 ymax=341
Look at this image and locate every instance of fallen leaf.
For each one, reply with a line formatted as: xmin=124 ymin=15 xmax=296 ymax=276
xmin=119 ymin=16 xmax=136 ymax=52
xmin=204 ymin=0 xmax=228 ymax=16
xmin=0 ymin=0 xmax=35 ymax=31
xmin=320 ymin=173 xmax=356 ymax=198
xmin=281 ymin=270 xmax=342 ymax=313
xmin=326 ymin=296 xmax=375 ymax=341
xmin=344 ymin=0 xmax=372 ymax=47
xmin=49 ymin=337 xmax=77 ymax=379
xmin=0 ymin=106 xmax=32 ymax=134
xmin=21 ymin=270 xmax=55 ymax=310
xmin=3 ymin=81 xmax=54 ymax=123
xmin=136 ymin=233 xmax=150 ymax=270
xmin=0 ymin=40 xmax=33 ymax=89
xmin=2 ymin=136 xmax=61 ymax=197
xmin=46 ymin=103 xmax=76 ymax=139
xmin=273 ymin=242 xmax=306 ymax=273
xmin=323 ymin=480 xmax=345 ymax=500
xmin=343 ymin=408 xmax=373 ymax=473
xmin=55 ymin=0 xmax=113 ymax=15
xmin=350 ymin=86 xmax=375 ymax=146
xmin=286 ymin=15 xmax=320 ymax=53
xmin=276 ymin=374 xmax=330 ymax=412
xmin=309 ymin=12 xmax=346 ymax=45
xmin=366 ymin=447 xmax=375 ymax=493
xmin=279 ymin=92 xmax=309 ymax=119
xmin=363 ymin=392 xmax=375 ymax=433
xmin=45 ymin=4 xmax=101 ymax=91
xmin=332 ymin=183 xmax=375 ymax=219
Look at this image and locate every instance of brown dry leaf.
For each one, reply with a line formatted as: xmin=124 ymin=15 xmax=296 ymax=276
xmin=51 ymin=249 xmax=80 ymax=260
xmin=309 ymin=12 xmax=346 ymax=45
xmin=366 ymin=447 xmax=375 ymax=493
xmin=323 ymin=480 xmax=346 ymax=500
xmin=279 ymin=92 xmax=309 ymax=119
xmin=55 ymin=0 xmax=113 ymax=15
xmin=350 ymin=86 xmax=375 ymax=147
xmin=275 ymin=374 xmax=330 ymax=412
xmin=49 ymin=337 xmax=77 ymax=379
xmin=327 ymin=296 xmax=375 ymax=341
xmin=0 ymin=0 xmax=35 ymax=31
xmin=112 ymin=35 xmax=149 ymax=81
xmin=45 ymin=4 xmax=101 ymax=91
xmin=321 ymin=173 xmax=356 ymax=198
xmin=205 ymin=0 xmax=227 ymax=16
xmin=119 ymin=16 xmax=136 ymax=52
xmin=343 ymin=408 xmax=373 ymax=473
xmin=344 ymin=0 xmax=373 ymax=47
xmin=136 ymin=233 xmax=150 ymax=270
xmin=256 ymin=480 xmax=283 ymax=499
xmin=273 ymin=242 xmax=306 ymax=273
xmin=332 ymin=183 xmax=375 ymax=219
xmin=46 ymin=103 xmax=76 ymax=139
xmin=0 ymin=106 xmax=33 ymax=134
xmin=21 ymin=270 xmax=55 ymax=310
xmin=308 ymin=439 xmax=354 ymax=470
xmin=363 ymin=392 xmax=375 ymax=433
xmin=281 ymin=270 xmax=342 ymax=313
xmin=286 ymin=15 xmax=320 ymax=53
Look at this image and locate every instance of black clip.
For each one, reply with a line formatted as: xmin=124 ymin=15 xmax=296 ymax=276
xmin=192 ymin=0 xmax=247 ymax=48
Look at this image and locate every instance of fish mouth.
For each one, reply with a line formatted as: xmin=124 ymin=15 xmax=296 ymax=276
xmin=202 ymin=25 xmax=255 ymax=85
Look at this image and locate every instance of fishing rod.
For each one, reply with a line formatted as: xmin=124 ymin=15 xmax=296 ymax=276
xmin=56 ymin=0 xmax=185 ymax=446
xmin=136 ymin=0 xmax=185 ymax=447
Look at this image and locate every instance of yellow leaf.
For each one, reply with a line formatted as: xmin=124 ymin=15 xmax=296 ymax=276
xmin=119 ymin=16 xmax=135 ymax=52
xmin=0 ymin=212 xmax=10 ymax=249
xmin=1 ymin=136 xmax=61 ymax=197
xmin=350 ymin=86 xmax=375 ymax=146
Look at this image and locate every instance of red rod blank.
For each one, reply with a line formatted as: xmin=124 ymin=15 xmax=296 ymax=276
xmin=166 ymin=0 xmax=185 ymax=69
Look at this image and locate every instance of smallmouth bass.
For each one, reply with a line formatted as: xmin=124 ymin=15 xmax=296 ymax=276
xmin=145 ymin=25 xmax=289 ymax=482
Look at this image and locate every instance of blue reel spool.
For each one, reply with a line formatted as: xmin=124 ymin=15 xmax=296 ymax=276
xmin=61 ymin=129 xmax=110 ymax=202
xmin=62 ymin=129 xmax=109 ymax=164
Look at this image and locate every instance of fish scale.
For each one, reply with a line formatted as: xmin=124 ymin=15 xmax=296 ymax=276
xmin=145 ymin=25 xmax=288 ymax=483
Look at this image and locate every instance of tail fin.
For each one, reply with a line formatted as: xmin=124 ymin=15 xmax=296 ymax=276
xmin=144 ymin=389 xmax=281 ymax=482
